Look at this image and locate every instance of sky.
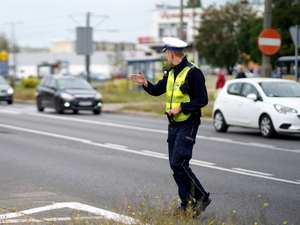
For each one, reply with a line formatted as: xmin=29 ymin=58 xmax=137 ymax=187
xmin=0 ymin=0 xmax=230 ymax=48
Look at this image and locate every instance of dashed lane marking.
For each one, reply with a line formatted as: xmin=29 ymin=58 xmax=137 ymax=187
xmin=0 ymin=123 xmax=299 ymax=186
xmin=4 ymin=110 xmax=300 ymax=154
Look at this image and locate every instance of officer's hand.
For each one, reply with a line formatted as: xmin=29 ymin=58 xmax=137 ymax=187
xmin=129 ymin=70 xmax=148 ymax=87
xmin=168 ymin=106 xmax=182 ymax=116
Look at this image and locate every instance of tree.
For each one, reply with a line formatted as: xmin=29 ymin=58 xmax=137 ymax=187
xmin=272 ymin=0 xmax=300 ymax=61
xmin=195 ymin=2 xmax=256 ymax=74
xmin=235 ymin=0 xmax=300 ymax=67
xmin=186 ymin=0 xmax=201 ymax=8
xmin=0 ymin=34 xmax=10 ymax=50
xmin=236 ymin=17 xmax=263 ymax=64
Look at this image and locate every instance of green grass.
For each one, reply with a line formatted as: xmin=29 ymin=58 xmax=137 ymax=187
xmin=1 ymin=188 xmax=294 ymax=225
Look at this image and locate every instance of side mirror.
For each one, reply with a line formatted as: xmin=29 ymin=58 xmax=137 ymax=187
xmin=247 ymin=93 xmax=257 ymax=101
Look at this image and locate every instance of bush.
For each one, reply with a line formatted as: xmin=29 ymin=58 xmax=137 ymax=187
xmin=21 ymin=77 xmax=40 ymax=88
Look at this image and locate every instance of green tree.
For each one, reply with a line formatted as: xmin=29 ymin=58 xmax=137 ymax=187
xmin=272 ymin=0 xmax=300 ymax=62
xmin=235 ymin=0 xmax=300 ymax=67
xmin=195 ymin=2 xmax=256 ymax=74
xmin=236 ymin=17 xmax=263 ymax=64
xmin=0 ymin=34 xmax=10 ymax=50
xmin=186 ymin=0 xmax=201 ymax=8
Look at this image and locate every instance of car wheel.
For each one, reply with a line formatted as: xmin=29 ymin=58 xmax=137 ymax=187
xmin=260 ymin=115 xmax=276 ymax=138
xmin=214 ymin=111 xmax=229 ymax=132
xmin=93 ymin=109 xmax=101 ymax=115
xmin=55 ymin=100 xmax=64 ymax=114
xmin=7 ymin=100 xmax=13 ymax=104
xmin=37 ymin=98 xmax=44 ymax=112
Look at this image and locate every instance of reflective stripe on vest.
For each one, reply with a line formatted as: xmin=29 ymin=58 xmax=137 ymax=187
xmin=166 ymin=66 xmax=191 ymax=122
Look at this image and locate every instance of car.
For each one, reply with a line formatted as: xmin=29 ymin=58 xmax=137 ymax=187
xmin=0 ymin=75 xmax=13 ymax=104
xmin=212 ymin=78 xmax=300 ymax=138
xmin=36 ymin=75 xmax=103 ymax=114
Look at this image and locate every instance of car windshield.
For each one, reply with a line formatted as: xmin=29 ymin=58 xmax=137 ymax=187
xmin=260 ymin=81 xmax=300 ymax=97
xmin=0 ymin=76 xmax=7 ymax=84
xmin=57 ymin=78 xmax=93 ymax=90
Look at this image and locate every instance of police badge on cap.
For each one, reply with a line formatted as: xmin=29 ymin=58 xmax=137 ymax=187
xmin=162 ymin=37 xmax=188 ymax=51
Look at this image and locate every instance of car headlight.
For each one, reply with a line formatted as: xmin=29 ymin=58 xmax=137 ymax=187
xmin=60 ymin=92 xmax=74 ymax=100
xmin=274 ymin=104 xmax=298 ymax=114
xmin=7 ymin=88 xmax=13 ymax=94
xmin=95 ymin=93 xmax=102 ymax=100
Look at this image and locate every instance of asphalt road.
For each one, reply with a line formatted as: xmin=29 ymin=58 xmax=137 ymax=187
xmin=0 ymin=102 xmax=299 ymax=224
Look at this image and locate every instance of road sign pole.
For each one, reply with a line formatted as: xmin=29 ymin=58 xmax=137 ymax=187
xmin=296 ymin=25 xmax=299 ymax=81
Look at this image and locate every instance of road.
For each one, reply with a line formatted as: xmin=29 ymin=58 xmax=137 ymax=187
xmin=0 ymin=102 xmax=299 ymax=224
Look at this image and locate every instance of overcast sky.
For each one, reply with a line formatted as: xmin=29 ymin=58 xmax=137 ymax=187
xmin=0 ymin=0 xmax=231 ymax=48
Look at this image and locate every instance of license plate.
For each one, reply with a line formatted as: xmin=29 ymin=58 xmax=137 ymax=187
xmin=78 ymin=101 xmax=92 ymax=106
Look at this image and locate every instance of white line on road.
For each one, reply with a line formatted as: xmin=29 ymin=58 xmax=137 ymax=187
xmin=232 ymin=168 xmax=274 ymax=177
xmin=0 ymin=123 xmax=299 ymax=186
xmin=0 ymin=109 xmax=21 ymax=115
xmin=105 ymin=143 xmax=128 ymax=149
xmin=141 ymin=150 xmax=167 ymax=156
xmin=0 ymin=202 xmax=139 ymax=224
xmin=2 ymin=109 xmax=300 ymax=153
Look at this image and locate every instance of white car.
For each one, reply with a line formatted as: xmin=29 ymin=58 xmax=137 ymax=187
xmin=212 ymin=78 xmax=300 ymax=138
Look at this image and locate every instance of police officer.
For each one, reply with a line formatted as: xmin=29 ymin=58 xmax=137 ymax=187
xmin=129 ymin=37 xmax=211 ymax=217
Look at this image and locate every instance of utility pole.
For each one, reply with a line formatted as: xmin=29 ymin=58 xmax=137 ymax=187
xmin=86 ymin=12 xmax=91 ymax=82
xmin=192 ymin=0 xmax=198 ymax=65
xmin=8 ymin=22 xmax=22 ymax=87
xmin=260 ymin=0 xmax=272 ymax=77
xmin=11 ymin=23 xmax=16 ymax=87
xmin=179 ymin=0 xmax=184 ymax=40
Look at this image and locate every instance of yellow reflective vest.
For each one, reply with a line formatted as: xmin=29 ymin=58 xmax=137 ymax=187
xmin=166 ymin=66 xmax=192 ymax=122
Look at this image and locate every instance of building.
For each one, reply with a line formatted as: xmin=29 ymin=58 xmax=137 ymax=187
xmin=138 ymin=5 xmax=202 ymax=64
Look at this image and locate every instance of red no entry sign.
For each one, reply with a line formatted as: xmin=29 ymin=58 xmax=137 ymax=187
xmin=258 ymin=28 xmax=281 ymax=55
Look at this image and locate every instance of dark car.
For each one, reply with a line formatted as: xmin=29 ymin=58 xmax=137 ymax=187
xmin=0 ymin=75 xmax=13 ymax=104
xmin=36 ymin=75 xmax=102 ymax=114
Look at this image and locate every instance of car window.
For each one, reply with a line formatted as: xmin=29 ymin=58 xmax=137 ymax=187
xmin=39 ymin=77 xmax=49 ymax=86
xmin=241 ymin=83 xmax=258 ymax=97
xmin=227 ymin=83 xmax=242 ymax=95
xmin=47 ymin=78 xmax=57 ymax=89
xmin=57 ymin=78 xmax=93 ymax=90
xmin=260 ymin=82 xmax=300 ymax=97
xmin=0 ymin=76 xmax=7 ymax=84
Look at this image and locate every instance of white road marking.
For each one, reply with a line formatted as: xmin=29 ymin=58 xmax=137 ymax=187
xmin=190 ymin=159 xmax=216 ymax=166
xmin=141 ymin=150 xmax=167 ymax=156
xmin=2 ymin=108 xmax=300 ymax=153
xmin=232 ymin=168 xmax=274 ymax=177
xmin=0 ymin=109 xmax=21 ymax=115
xmin=105 ymin=143 xmax=128 ymax=149
xmin=0 ymin=202 xmax=139 ymax=224
xmin=0 ymin=123 xmax=299 ymax=186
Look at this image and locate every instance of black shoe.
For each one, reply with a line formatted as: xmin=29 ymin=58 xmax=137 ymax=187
xmin=172 ymin=203 xmax=194 ymax=218
xmin=193 ymin=194 xmax=211 ymax=218
xmin=172 ymin=207 xmax=187 ymax=217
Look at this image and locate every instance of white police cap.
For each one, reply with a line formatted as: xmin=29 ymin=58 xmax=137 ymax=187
xmin=162 ymin=37 xmax=187 ymax=51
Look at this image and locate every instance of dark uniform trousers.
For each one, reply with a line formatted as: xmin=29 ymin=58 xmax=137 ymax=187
xmin=167 ymin=122 xmax=208 ymax=209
